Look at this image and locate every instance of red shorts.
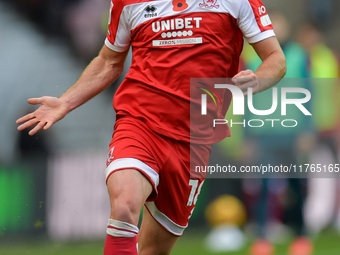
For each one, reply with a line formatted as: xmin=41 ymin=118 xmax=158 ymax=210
xmin=105 ymin=116 xmax=211 ymax=236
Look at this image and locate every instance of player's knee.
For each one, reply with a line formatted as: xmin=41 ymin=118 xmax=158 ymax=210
xmin=110 ymin=199 xmax=141 ymax=224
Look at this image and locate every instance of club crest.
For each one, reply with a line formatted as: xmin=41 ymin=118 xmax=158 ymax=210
xmin=199 ymin=0 xmax=219 ymax=9
xmin=107 ymin=147 xmax=115 ymax=166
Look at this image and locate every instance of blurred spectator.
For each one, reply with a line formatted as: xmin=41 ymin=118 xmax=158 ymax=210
xmin=64 ymin=0 xmax=109 ymax=61
xmin=3 ymin=0 xmax=109 ymax=61
xmin=306 ymin=0 xmax=337 ymax=29
xmin=297 ymin=23 xmax=340 ymax=236
xmin=5 ymin=0 xmax=78 ymax=35
xmin=242 ymin=12 xmax=314 ymax=255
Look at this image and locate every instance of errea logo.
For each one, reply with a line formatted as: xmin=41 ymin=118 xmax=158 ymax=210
xmin=144 ymin=5 xmax=157 ymax=18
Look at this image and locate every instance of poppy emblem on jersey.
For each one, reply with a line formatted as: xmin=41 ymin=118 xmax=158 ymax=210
xmin=199 ymin=0 xmax=219 ymax=9
xmin=172 ymin=0 xmax=188 ymax=12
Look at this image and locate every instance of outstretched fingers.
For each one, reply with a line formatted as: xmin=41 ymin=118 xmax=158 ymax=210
xmin=16 ymin=97 xmax=43 ymax=125
xmin=16 ymin=96 xmax=67 ymax=135
xmin=16 ymin=113 xmax=35 ymax=125
xmin=17 ymin=117 xmax=54 ymax=135
xmin=43 ymin=120 xmax=54 ymax=130
xmin=29 ymin=121 xmax=48 ymax=136
xmin=27 ymin=97 xmax=43 ymax=105
xmin=17 ymin=117 xmax=39 ymax=131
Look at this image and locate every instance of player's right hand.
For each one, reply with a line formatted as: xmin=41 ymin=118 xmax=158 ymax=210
xmin=16 ymin=96 xmax=69 ymax=136
xmin=232 ymin=69 xmax=260 ymax=96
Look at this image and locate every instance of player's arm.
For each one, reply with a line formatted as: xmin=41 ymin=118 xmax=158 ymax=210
xmin=59 ymin=45 xmax=128 ymax=112
xmin=16 ymin=45 xmax=128 ymax=135
xmin=233 ymin=36 xmax=286 ymax=95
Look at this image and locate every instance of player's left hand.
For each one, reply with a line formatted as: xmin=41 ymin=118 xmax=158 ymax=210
xmin=232 ymin=69 xmax=260 ymax=96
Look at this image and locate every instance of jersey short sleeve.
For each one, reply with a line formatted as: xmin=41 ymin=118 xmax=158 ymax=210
xmin=105 ymin=0 xmax=131 ymax=52
xmin=237 ymin=0 xmax=275 ymax=44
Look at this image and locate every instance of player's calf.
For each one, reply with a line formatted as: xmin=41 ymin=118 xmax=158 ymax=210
xmin=138 ymin=209 xmax=179 ymax=255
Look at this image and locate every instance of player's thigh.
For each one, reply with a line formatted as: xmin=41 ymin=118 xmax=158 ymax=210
xmin=107 ymin=169 xmax=153 ymax=225
xmin=138 ymin=208 xmax=179 ymax=255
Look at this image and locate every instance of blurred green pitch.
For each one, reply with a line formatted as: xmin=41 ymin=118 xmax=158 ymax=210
xmin=1 ymin=229 xmax=340 ymax=255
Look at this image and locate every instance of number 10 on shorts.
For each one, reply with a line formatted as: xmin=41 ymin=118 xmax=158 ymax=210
xmin=187 ymin=179 xmax=205 ymax=218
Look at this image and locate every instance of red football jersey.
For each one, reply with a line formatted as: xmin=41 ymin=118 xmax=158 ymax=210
xmin=106 ymin=0 xmax=274 ymax=144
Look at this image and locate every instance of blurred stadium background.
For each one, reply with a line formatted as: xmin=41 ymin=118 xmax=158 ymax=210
xmin=1 ymin=0 xmax=340 ymax=254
